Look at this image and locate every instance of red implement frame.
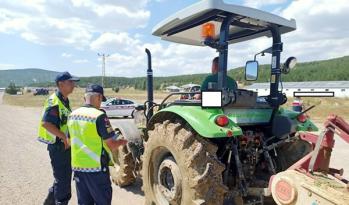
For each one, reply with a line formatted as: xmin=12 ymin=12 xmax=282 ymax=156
xmin=288 ymin=115 xmax=349 ymax=183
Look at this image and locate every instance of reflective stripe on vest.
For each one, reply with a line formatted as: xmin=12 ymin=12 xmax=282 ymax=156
xmin=71 ymin=137 xmax=100 ymax=163
xmin=37 ymin=93 xmax=71 ymax=144
xmin=68 ymin=107 xmax=114 ymax=172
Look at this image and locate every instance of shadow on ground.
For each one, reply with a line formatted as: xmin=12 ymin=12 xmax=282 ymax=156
xmin=120 ymin=178 xmax=144 ymax=196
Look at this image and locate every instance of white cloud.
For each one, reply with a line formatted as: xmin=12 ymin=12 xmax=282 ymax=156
xmin=0 ymin=0 xmax=150 ymax=48
xmin=243 ymin=0 xmax=287 ymax=8
xmin=61 ymin=53 xmax=72 ymax=58
xmin=90 ymin=32 xmax=141 ymax=53
xmin=93 ymin=0 xmax=149 ymax=11
xmin=95 ymin=32 xmax=217 ymax=77
xmin=98 ymin=0 xmax=349 ymax=77
xmin=1 ymin=0 xmax=348 ymax=77
xmin=280 ymin=0 xmax=349 ymax=62
xmin=73 ymin=59 xmax=89 ymax=64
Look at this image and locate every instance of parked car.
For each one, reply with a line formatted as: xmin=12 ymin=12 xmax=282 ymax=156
xmin=180 ymin=85 xmax=201 ymax=100
xmin=100 ymin=98 xmax=137 ymax=118
xmin=33 ymin=88 xmax=49 ymax=96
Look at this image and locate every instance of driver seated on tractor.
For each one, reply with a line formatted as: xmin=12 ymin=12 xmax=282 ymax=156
xmin=194 ymin=57 xmax=237 ymax=99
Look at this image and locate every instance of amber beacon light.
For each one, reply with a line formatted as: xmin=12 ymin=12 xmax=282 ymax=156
xmin=201 ymin=22 xmax=215 ymax=39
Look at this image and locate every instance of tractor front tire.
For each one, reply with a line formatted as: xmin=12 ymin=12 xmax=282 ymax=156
xmin=141 ymin=120 xmax=227 ymax=205
xmin=110 ymin=135 xmax=136 ymax=187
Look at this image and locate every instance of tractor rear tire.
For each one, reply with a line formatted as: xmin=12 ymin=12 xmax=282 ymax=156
xmin=110 ymin=135 xmax=136 ymax=187
xmin=141 ymin=120 xmax=228 ymax=205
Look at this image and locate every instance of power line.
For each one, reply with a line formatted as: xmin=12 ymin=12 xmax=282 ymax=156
xmin=98 ymin=53 xmax=110 ymax=87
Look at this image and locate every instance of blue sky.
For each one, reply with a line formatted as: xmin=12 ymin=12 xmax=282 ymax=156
xmin=0 ymin=0 xmax=348 ymax=77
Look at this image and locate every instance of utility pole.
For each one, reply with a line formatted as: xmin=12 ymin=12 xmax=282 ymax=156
xmin=98 ymin=53 xmax=110 ymax=87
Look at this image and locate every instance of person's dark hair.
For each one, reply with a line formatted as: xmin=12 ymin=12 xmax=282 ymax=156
xmin=213 ymin=57 xmax=219 ymax=65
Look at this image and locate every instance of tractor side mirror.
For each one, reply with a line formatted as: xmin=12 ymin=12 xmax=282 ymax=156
xmin=245 ymin=61 xmax=259 ymax=81
xmin=282 ymin=57 xmax=297 ymax=74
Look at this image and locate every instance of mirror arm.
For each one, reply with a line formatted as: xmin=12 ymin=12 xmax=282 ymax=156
xmin=262 ymin=47 xmax=273 ymax=54
xmin=254 ymin=46 xmax=273 ymax=61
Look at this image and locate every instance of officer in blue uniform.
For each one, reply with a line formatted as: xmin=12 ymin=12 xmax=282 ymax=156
xmin=68 ymin=84 xmax=127 ymax=205
xmin=38 ymin=72 xmax=79 ymax=205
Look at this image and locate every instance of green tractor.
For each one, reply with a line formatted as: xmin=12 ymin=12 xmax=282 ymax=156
xmin=109 ymin=0 xmax=319 ymax=204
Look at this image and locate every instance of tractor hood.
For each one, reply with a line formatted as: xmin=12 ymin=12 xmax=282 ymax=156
xmin=152 ymin=0 xmax=296 ymax=46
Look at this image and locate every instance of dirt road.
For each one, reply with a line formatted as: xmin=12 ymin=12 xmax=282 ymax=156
xmin=0 ymin=91 xmax=348 ymax=205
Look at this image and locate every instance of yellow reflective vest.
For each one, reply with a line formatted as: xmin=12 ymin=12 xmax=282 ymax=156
xmin=38 ymin=93 xmax=71 ymax=144
xmin=67 ymin=106 xmax=114 ymax=172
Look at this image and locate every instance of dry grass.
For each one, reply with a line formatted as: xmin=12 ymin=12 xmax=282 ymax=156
xmin=4 ymin=89 xmax=349 ymax=121
xmin=283 ymin=97 xmax=349 ymax=122
xmin=3 ymin=88 xmax=169 ymax=109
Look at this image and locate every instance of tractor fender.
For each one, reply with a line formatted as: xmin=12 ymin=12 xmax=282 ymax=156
xmin=277 ymin=108 xmax=319 ymax=132
xmin=110 ymin=120 xmax=143 ymax=145
xmin=148 ymin=105 xmax=242 ymax=138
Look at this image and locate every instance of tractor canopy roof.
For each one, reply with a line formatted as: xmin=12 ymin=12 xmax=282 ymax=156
xmin=152 ymin=0 xmax=296 ymax=46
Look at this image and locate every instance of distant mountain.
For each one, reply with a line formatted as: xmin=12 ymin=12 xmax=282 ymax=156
xmin=0 ymin=68 xmax=59 ymax=87
xmin=1 ymin=56 xmax=349 ymax=89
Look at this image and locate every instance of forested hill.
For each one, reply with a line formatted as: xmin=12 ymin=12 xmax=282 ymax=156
xmin=78 ymin=56 xmax=349 ymax=89
xmin=2 ymin=56 xmax=348 ymax=89
xmin=0 ymin=68 xmax=59 ymax=87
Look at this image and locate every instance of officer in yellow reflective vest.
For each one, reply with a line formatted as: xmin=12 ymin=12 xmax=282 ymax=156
xmin=68 ymin=84 xmax=127 ymax=205
xmin=38 ymin=71 xmax=79 ymax=205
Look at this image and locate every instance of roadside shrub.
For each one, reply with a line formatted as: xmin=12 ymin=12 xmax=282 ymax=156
xmin=5 ymin=82 xmax=20 ymax=95
xmin=112 ymin=87 xmax=120 ymax=93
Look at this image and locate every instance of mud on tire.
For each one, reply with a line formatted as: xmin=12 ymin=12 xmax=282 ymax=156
xmin=141 ymin=120 xmax=228 ymax=205
xmin=110 ymin=135 xmax=136 ymax=187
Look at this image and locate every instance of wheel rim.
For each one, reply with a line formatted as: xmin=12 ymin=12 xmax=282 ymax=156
xmin=150 ymin=148 xmax=182 ymax=205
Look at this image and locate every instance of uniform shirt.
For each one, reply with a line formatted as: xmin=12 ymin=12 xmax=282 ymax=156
xmin=201 ymin=74 xmax=238 ymax=91
xmin=83 ymin=104 xmax=115 ymax=140
xmin=42 ymin=91 xmax=71 ymax=129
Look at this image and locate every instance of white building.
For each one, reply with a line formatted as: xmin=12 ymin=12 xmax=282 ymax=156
xmin=245 ymin=81 xmax=349 ymax=98
xmin=165 ymin=85 xmax=181 ymax=93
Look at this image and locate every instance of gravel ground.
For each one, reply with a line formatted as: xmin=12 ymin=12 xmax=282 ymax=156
xmin=0 ymin=91 xmax=347 ymax=205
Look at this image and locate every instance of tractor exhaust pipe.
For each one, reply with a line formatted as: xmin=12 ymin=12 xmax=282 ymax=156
xmin=145 ymin=48 xmax=154 ymax=122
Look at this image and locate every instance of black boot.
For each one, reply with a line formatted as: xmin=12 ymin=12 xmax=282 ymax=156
xmin=43 ymin=188 xmax=55 ymax=205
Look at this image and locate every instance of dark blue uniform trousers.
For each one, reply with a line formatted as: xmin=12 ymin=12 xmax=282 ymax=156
xmin=73 ymin=171 xmax=112 ymax=205
xmin=44 ymin=142 xmax=72 ymax=205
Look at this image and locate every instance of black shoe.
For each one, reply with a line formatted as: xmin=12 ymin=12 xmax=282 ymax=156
xmin=43 ymin=190 xmax=55 ymax=205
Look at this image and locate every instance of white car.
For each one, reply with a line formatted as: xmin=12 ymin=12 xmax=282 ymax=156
xmin=100 ymin=98 xmax=137 ymax=118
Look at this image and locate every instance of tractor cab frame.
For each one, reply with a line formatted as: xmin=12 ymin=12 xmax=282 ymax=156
xmin=152 ymin=0 xmax=296 ymax=110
